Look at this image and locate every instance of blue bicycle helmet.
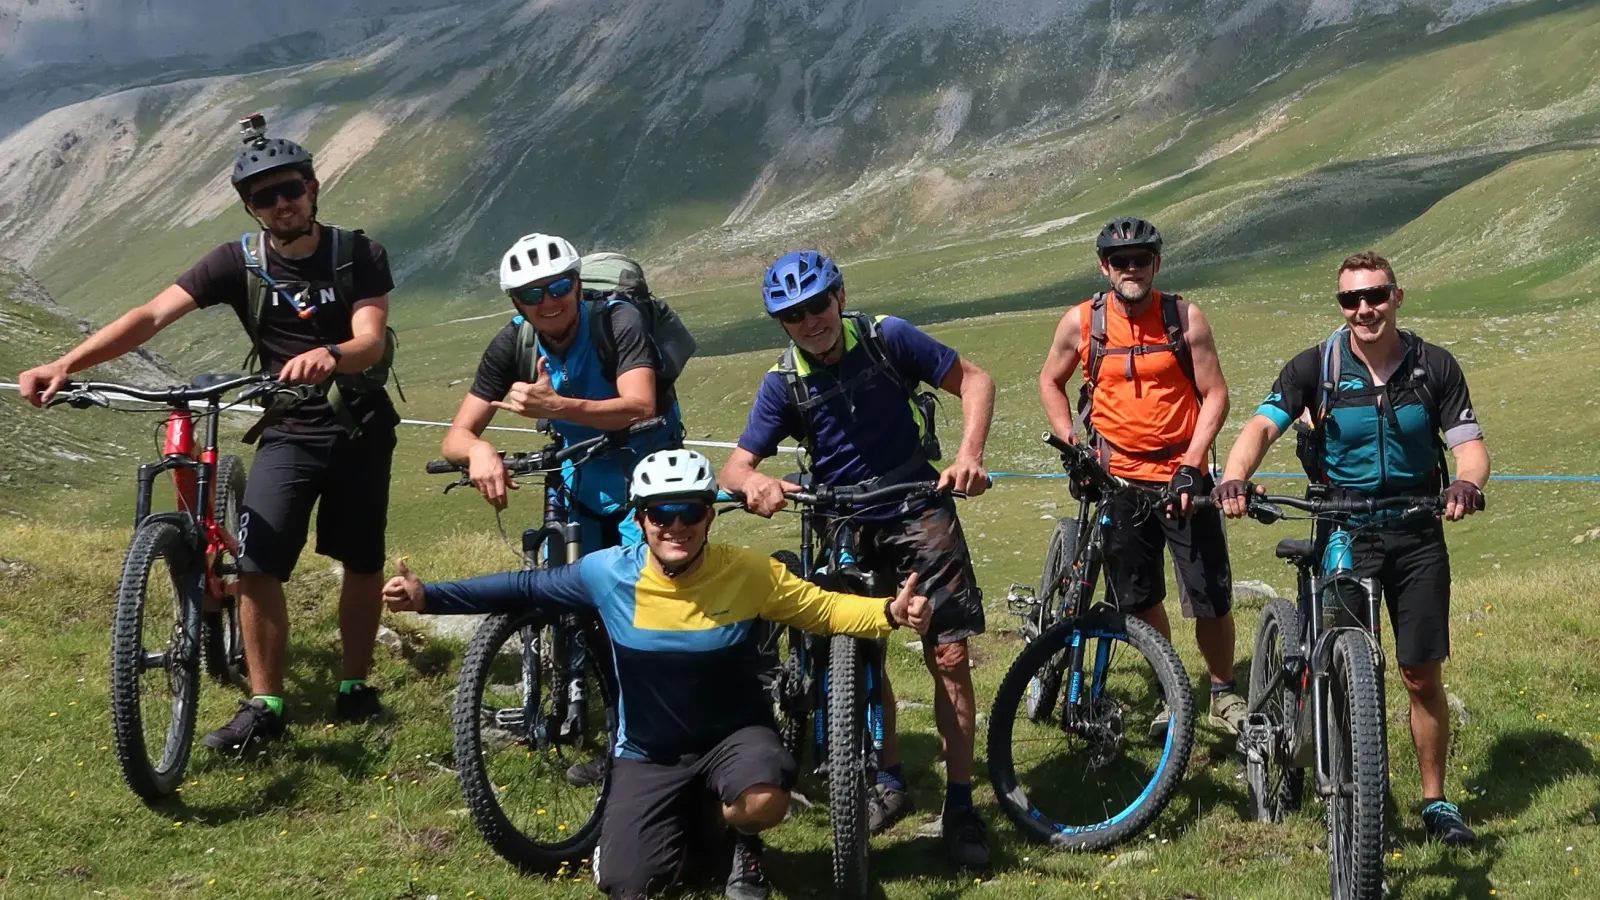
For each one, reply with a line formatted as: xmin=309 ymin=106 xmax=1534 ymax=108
xmin=762 ymin=251 xmax=843 ymax=315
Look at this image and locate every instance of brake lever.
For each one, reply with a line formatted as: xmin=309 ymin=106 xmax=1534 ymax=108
xmin=442 ymin=475 xmax=470 ymax=494
xmin=1248 ymin=501 xmax=1285 ymax=524
xmin=49 ymin=390 xmax=109 ymax=410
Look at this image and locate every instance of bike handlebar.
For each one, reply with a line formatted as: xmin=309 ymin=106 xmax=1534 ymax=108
xmin=1244 ymin=492 xmax=1442 ymax=524
xmin=47 ymin=374 xmax=281 ymax=409
xmin=1041 ymin=432 xmax=1214 ymax=510
xmin=425 ymin=417 xmax=668 ymax=481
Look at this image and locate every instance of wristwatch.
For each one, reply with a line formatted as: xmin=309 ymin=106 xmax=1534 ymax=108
xmin=883 ymin=598 xmax=900 ymax=630
xmin=323 ymin=343 xmax=343 ymax=362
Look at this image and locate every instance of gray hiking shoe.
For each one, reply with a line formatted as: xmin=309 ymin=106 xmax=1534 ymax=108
xmin=1209 ymin=689 xmax=1248 ymax=735
xmin=941 ymin=804 xmax=990 ymax=868
xmin=867 ymin=783 xmax=915 ymax=834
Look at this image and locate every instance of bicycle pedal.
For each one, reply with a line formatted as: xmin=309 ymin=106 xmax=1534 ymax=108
xmin=1005 ymin=584 xmax=1038 ymax=615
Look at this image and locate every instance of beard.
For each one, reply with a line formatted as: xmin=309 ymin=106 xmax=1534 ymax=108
xmin=1112 ymin=278 xmax=1152 ymax=304
xmin=265 ymin=217 xmax=315 ymax=242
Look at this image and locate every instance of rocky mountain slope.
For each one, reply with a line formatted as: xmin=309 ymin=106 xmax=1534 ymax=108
xmin=0 ymin=0 xmax=1585 ymax=346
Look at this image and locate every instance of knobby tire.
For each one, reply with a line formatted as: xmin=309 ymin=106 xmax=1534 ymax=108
xmin=111 ymin=517 xmax=200 ymax=803
xmin=988 ymin=613 xmax=1194 ymax=851
xmin=826 ymin=634 xmax=870 ymax=898
xmin=453 ymin=611 xmax=613 ymax=874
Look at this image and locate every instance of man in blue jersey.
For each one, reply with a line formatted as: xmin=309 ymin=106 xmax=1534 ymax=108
xmin=384 ymin=450 xmax=930 ymax=900
xmin=1215 ymin=251 xmax=1489 ymax=846
xmin=441 ymin=233 xmax=682 ymax=548
xmin=717 ymin=251 xmax=996 ymax=866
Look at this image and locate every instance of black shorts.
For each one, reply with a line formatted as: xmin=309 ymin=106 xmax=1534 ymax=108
xmin=594 ymin=726 xmax=795 ymax=899
xmin=237 ymin=427 xmax=395 ymax=582
xmin=1102 ymin=478 xmax=1233 ymax=619
xmin=1345 ymin=522 xmax=1451 ymax=667
xmin=858 ymin=496 xmax=986 ymax=645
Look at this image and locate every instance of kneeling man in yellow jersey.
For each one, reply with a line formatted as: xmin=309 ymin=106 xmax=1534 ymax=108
xmin=383 ymin=449 xmax=928 ymax=900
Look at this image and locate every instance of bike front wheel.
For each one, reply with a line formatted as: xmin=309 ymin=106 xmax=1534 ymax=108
xmin=453 ymin=612 xmax=614 ymax=874
xmin=110 ymin=517 xmax=201 ymax=803
xmin=988 ymin=611 xmax=1194 ymax=851
xmin=826 ymin=634 xmax=870 ymax=898
xmin=1025 ymin=519 xmax=1080 ymax=722
xmin=1328 ymin=630 xmax=1388 ymax=900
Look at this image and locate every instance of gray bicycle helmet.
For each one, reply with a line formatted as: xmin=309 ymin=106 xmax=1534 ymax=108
xmin=231 ymin=113 xmax=315 ymax=188
xmin=1096 ymin=216 xmax=1163 ymax=258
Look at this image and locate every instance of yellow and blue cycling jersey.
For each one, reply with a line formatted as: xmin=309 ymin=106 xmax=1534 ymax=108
xmin=421 ymin=542 xmax=891 ymax=761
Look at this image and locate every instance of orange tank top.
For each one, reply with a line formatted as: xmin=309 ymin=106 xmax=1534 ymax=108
xmin=1076 ymin=292 xmax=1201 ymax=481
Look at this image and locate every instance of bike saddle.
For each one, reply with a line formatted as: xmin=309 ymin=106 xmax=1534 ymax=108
xmin=190 ymin=373 xmax=247 ymax=389
xmin=1275 ymin=538 xmax=1315 ymax=564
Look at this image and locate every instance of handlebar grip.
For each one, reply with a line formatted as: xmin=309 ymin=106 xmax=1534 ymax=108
xmin=1042 ymin=432 xmax=1074 ymax=454
xmin=425 ymin=460 xmax=461 ymax=475
xmin=714 ymin=489 xmax=744 ymax=504
xmin=626 ymin=416 xmax=667 ymax=435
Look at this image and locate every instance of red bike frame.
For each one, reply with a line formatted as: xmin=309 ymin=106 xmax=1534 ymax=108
xmin=154 ymin=406 xmax=238 ymax=612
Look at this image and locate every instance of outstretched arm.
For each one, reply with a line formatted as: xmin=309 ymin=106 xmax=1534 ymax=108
xmin=760 ymin=560 xmax=930 ymax=636
xmin=383 ymin=558 xmax=593 ymax=616
xmin=18 ymin=285 xmax=197 ymax=406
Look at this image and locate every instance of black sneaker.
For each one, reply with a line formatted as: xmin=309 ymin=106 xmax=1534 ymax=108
xmin=725 ymin=833 xmax=771 ymax=900
xmin=334 ymin=683 xmax=383 ymax=722
xmin=202 ymin=698 xmax=286 ymax=752
xmin=941 ymin=804 xmax=991 ymax=868
xmin=565 ymin=753 xmax=609 ymax=788
xmin=868 ymin=783 xmax=915 ymax=834
xmin=1422 ymin=800 xmax=1477 ymax=846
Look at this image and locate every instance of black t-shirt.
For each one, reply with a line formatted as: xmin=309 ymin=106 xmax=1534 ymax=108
xmin=176 ymin=226 xmax=399 ymax=436
xmin=469 ymin=301 xmax=674 ymax=413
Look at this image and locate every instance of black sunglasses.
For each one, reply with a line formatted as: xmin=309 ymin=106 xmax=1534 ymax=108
xmin=1336 ymin=284 xmax=1396 ymax=310
xmin=247 ymin=179 xmax=309 ymax=210
xmin=1104 ymin=251 xmax=1156 ymax=271
xmin=509 ymin=275 xmax=577 ymax=306
xmin=641 ymin=501 xmax=711 ymax=528
xmin=772 ymin=292 xmax=835 ymax=324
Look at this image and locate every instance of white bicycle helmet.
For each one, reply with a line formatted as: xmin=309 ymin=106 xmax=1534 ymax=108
xmin=631 ymin=449 xmax=718 ymax=506
xmin=500 ymin=233 xmax=583 ymax=292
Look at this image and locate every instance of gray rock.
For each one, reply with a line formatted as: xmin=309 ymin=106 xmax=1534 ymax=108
xmin=1447 ymin=692 xmax=1469 ymax=726
xmin=1233 ymin=579 xmax=1283 ymax=607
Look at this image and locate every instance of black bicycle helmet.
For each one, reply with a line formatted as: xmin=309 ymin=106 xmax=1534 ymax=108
xmin=231 ymin=113 xmax=315 ymax=188
xmin=1096 ymin=216 xmax=1163 ymax=258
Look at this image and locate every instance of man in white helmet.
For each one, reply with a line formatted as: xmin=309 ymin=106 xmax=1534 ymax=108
xmin=383 ymin=450 xmax=931 ymax=900
xmin=441 ymin=233 xmax=682 ymax=543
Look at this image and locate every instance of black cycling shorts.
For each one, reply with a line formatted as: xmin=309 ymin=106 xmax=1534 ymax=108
xmin=237 ymin=427 xmax=395 ymax=582
xmin=857 ymin=496 xmax=986 ymax=645
xmin=593 ymin=726 xmax=795 ymax=899
xmin=1102 ymin=477 xmax=1234 ymax=619
xmin=1344 ymin=521 xmax=1452 ymax=667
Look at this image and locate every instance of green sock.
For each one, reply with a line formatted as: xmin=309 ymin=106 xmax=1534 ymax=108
xmin=339 ymin=679 xmax=366 ymax=695
xmin=253 ymin=695 xmax=285 ymax=717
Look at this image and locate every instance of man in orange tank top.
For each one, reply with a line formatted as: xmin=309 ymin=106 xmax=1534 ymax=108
xmin=1038 ymin=216 xmax=1246 ymax=737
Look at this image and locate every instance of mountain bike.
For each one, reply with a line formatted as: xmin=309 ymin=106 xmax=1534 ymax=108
xmin=47 ymin=373 xmax=291 ymax=802
xmin=988 ymin=432 xmax=1195 ymax=850
xmin=1235 ymin=489 xmax=1447 ymax=900
xmin=427 ymin=417 xmax=663 ymax=874
xmin=739 ymin=478 xmax=967 ymax=898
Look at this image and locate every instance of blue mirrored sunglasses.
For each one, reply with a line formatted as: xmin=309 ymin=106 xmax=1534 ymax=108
xmin=509 ymin=275 xmax=576 ymax=306
xmin=642 ymin=502 xmax=710 ymax=528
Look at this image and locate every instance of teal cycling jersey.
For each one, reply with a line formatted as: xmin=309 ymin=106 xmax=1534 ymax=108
xmin=1256 ymin=330 xmax=1482 ymax=496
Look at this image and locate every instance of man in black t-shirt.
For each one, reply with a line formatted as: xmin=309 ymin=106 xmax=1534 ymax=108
xmin=18 ymin=120 xmax=397 ymax=750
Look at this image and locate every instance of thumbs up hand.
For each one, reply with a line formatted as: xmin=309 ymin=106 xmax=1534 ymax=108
xmin=383 ymin=557 xmax=426 ymax=612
